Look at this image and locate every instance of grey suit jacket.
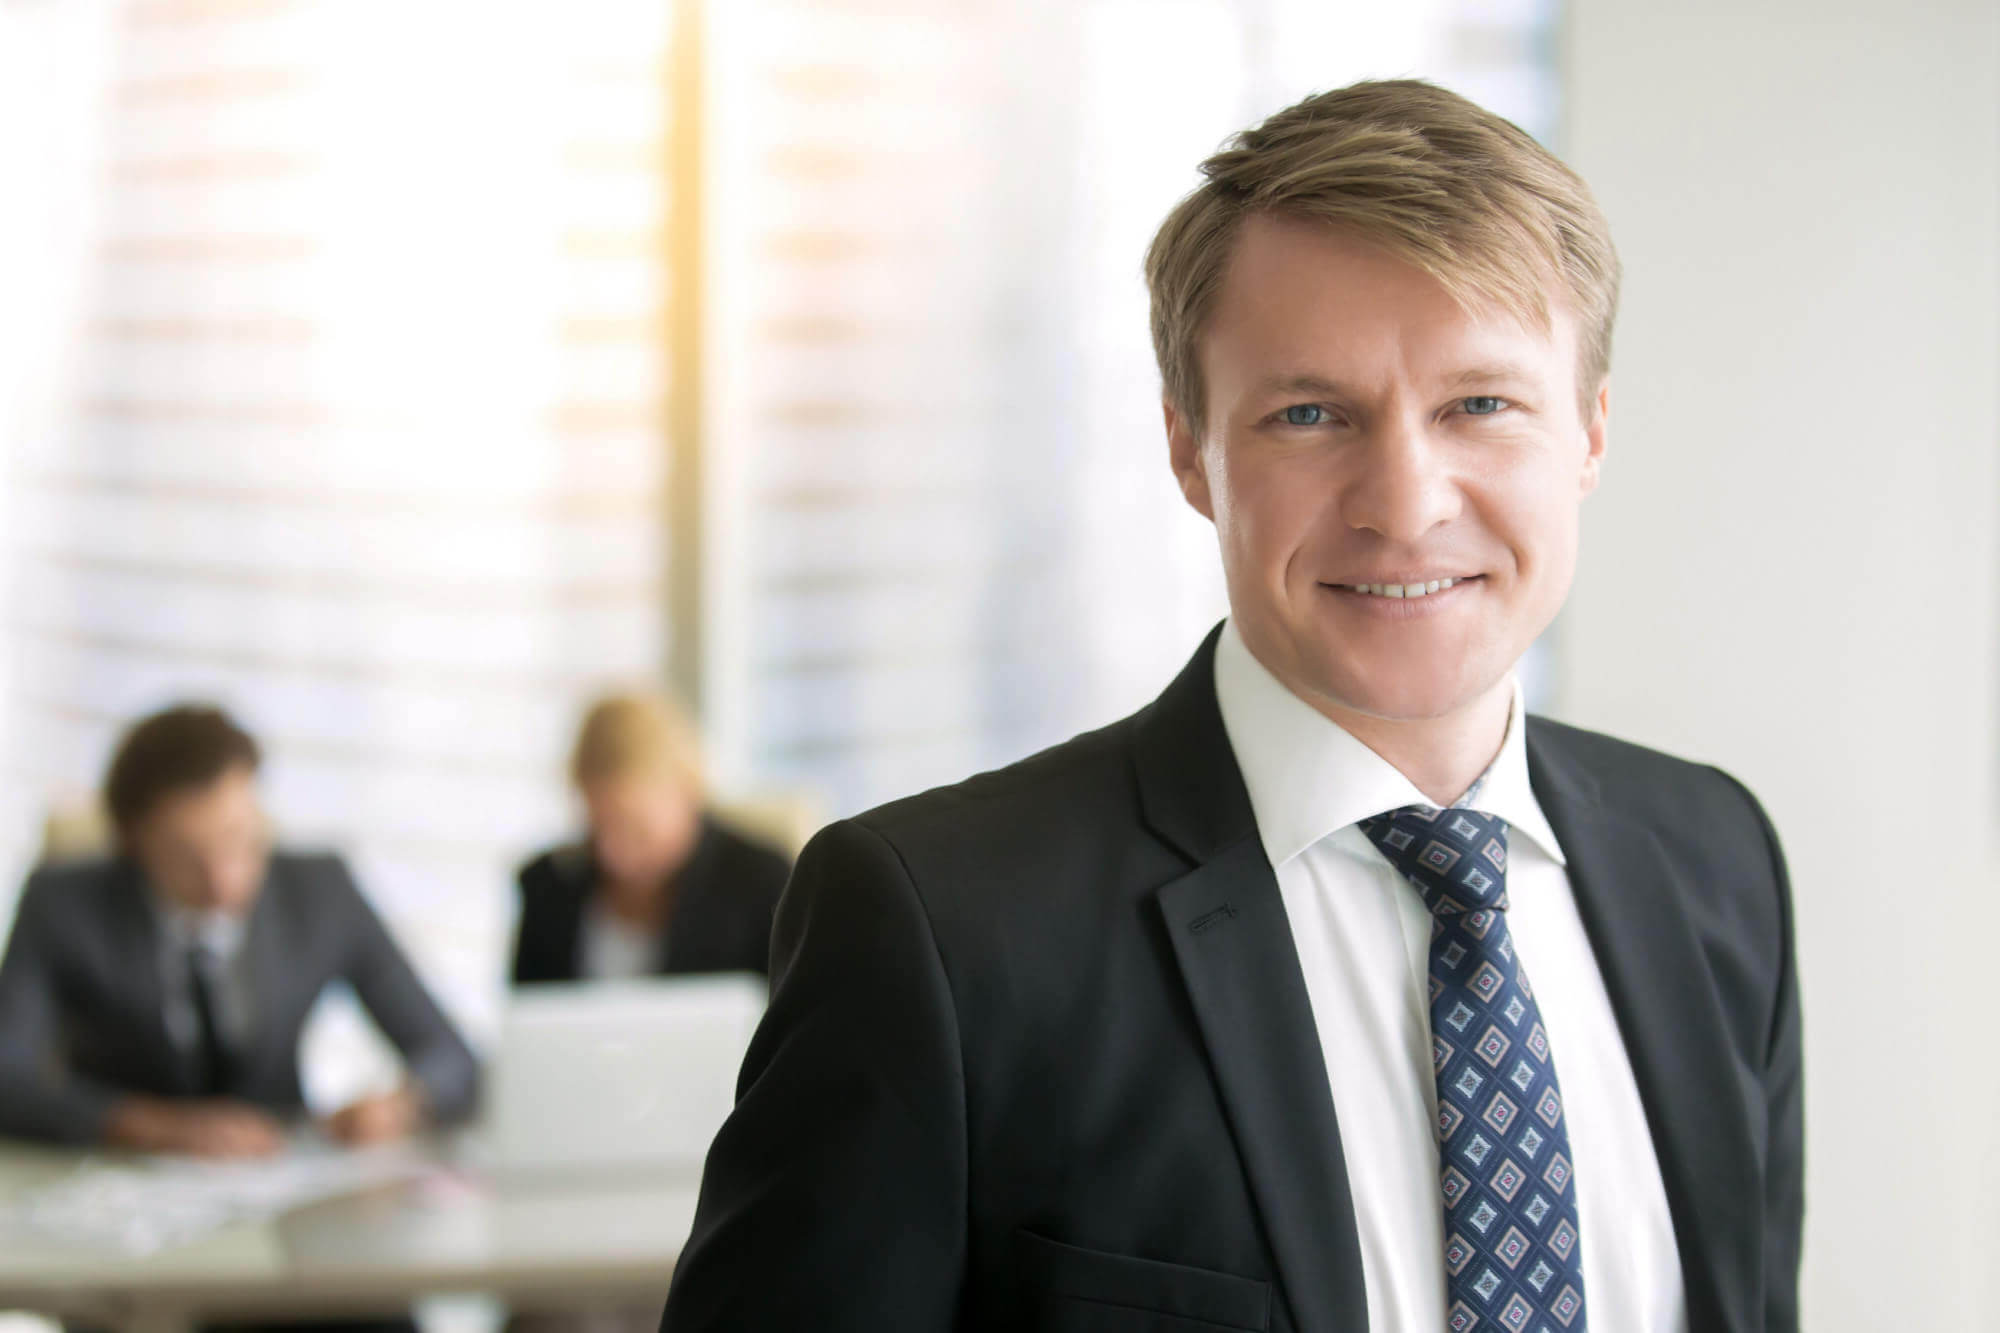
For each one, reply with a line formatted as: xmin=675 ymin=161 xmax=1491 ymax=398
xmin=0 ymin=851 xmax=480 ymax=1143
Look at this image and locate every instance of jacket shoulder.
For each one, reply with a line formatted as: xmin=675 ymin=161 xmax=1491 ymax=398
xmin=1526 ymin=715 xmax=1778 ymax=855
xmin=20 ymin=856 xmax=123 ymax=901
xmin=834 ymin=715 xmax=1169 ymax=950
xmin=11 ymin=857 xmax=126 ymax=938
xmin=701 ymin=822 xmax=793 ymax=914
xmin=266 ymin=848 xmax=364 ymax=900
xmin=269 ymin=847 xmax=354 ymax=878
xmin=854 ymin=714 xmax=1140 ymax=864
xmin=517 ymin=843 xmax=591 ymax=897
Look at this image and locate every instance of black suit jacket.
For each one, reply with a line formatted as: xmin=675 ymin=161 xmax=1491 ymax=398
xmin=661 ymin=628 xmax=1803 ymax=1332
xmin=511 ymin=816 xmax=790 ymax=984
xmin=0 ymin=851 xmax=481 ymax=1143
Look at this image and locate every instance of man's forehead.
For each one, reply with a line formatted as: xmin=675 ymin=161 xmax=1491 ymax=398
xmin=152 ymin=768 xmax=258 ymax=821
xmin=1209 ymin=214 xmax=1572 ymax=346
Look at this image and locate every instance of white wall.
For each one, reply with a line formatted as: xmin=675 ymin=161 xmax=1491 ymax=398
xmin=1560 ymin=2 xmax=1999 ymax=1329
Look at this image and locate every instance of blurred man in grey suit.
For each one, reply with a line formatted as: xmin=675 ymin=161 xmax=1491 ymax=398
xmin=0 ymin=703 xmax=478 ymax=1156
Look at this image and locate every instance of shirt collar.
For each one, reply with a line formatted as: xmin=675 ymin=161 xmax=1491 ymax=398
xmin=1211 ymin=619 xmax=1567 ymax=869
xmin=151 ymin=897 xmax=249 ymax=959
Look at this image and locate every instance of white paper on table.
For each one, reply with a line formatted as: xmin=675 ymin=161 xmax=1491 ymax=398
xmin=0 ymin=1137 xmax=434 ymax=1256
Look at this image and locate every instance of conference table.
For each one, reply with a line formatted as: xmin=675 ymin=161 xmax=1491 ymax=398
xmin=0 ymin=1140 xmax=700 ymax=1333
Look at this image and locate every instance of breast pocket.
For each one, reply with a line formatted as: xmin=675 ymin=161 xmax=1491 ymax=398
xmin=1014 ymin=1229 xmax=1272 ymax=1332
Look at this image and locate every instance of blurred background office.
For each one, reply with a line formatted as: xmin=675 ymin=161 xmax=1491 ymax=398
xmin=0 ymin=1 xmax=1991 ymax=1331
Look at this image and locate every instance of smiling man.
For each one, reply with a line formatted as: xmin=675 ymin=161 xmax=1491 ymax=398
xmin=662 ymin=81 xmax=1801 ymax=1333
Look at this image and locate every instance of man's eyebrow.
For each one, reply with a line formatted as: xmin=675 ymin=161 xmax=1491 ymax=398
xmin=1254 ymin=366 xmax=1538 ymax=398
xmin=1442 ymin=363 xmax=1536 ymax=389
xmin=1254 ymin=373 xmax=1350 ymax=398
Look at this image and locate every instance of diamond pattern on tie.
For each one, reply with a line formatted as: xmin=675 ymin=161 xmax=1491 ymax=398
xmin=1362 ymin=805 xmax=1588 ymax=1333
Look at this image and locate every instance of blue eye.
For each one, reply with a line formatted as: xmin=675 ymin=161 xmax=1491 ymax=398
xmin=1283 ymin=404 xmax=1328 ymax=426
xmin=1461 ymin=396 xmax=1506 ymax=416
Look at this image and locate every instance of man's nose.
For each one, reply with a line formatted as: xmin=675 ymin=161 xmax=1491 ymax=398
xmin=1340 ymin=415 xmax=1461 ymax=543
xmin=194 ymin=865 xmax=225 ymax=904
xmin=195 ymin=855 xmax=239 ymax=904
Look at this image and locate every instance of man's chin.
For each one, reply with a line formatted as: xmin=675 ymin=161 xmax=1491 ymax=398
xmin=1244 ymin=620 xmax=1507 ymax=723
xmin=1299 ymin=665 xmax=1501 ymax=727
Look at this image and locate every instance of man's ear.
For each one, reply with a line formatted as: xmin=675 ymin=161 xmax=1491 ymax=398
xmin=1165 ymin=398 xmax=1215 ymax=521
xmin=1579 ymin=379 xmax=1609 ymax=497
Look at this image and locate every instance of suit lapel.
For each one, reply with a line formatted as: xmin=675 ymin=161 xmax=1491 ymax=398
xmin=1157 ymin=846 xmax=1371 ymax=1333
xmin=107 ymin=860 xmax=193 ymax=1094
xmin=541 ymin=845 xmax=594 ymax=981
xmin=660 ymin=821 xmax=721 ymax=974
xmin=1138 ymin=628 xmax=1370 ymax=1333
xmin=1526 ymin=723 xmax=1759 ymax=1333
xmin=240 ymin=861 xmax=290 ymax=1089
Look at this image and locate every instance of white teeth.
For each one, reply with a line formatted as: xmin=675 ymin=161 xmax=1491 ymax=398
xmin=1352 ymin=577 xmax=1462 ymax=598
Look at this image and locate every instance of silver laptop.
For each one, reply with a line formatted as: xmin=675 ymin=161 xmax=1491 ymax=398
xmin=482 ymin=973 xmax=766 ymax=1178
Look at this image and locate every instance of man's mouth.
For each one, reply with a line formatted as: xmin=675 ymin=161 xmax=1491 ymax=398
xmin=1327 ymin=575 xmax=1482 ymax=600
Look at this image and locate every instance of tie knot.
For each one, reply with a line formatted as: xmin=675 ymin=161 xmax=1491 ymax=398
xmin=1359 ymin=805 xmax=1511 ymax=915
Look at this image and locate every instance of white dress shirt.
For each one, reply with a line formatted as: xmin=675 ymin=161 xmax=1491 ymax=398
xmin=153 ymin=901 xmax=253 ymax=1054
xmin=1212 ymin=621 xmax=1686 ymax=1333
xmin=581 ymin=902 xmax=663 ymax=980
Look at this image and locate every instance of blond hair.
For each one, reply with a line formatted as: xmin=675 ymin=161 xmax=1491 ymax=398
xmin=569 ymin=690 xmax=705 ymax=795
xmin=1145 ymin=79 xmax=1620 ymax=431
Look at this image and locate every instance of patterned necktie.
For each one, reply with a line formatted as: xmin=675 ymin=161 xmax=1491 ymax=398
xmin=1359 ymin=806 xmax=1588 ymax=1333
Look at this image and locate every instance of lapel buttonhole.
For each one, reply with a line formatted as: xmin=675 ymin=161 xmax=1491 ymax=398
xmin=1188 ymin=903 xmax=1238 ymax=934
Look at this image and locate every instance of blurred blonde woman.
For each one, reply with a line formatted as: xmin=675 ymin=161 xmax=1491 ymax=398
xmin=512 ymin=692 xmax=789 ymax=985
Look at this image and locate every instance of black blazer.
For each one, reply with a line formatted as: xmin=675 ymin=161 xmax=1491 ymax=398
xmin=511 ymin=816 xmax=790 ymax=984
xmin=0 ymin=851 xmax=481 ymax=1144
xmin=662 ymin=627 xmax=1803 ymax=1333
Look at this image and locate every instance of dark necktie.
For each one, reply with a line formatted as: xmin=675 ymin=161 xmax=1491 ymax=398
xmin=1360 ymin=806 xmax=1588 ymax=1333
xmin=185 ymin=945 xmax=235 ymax=1098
